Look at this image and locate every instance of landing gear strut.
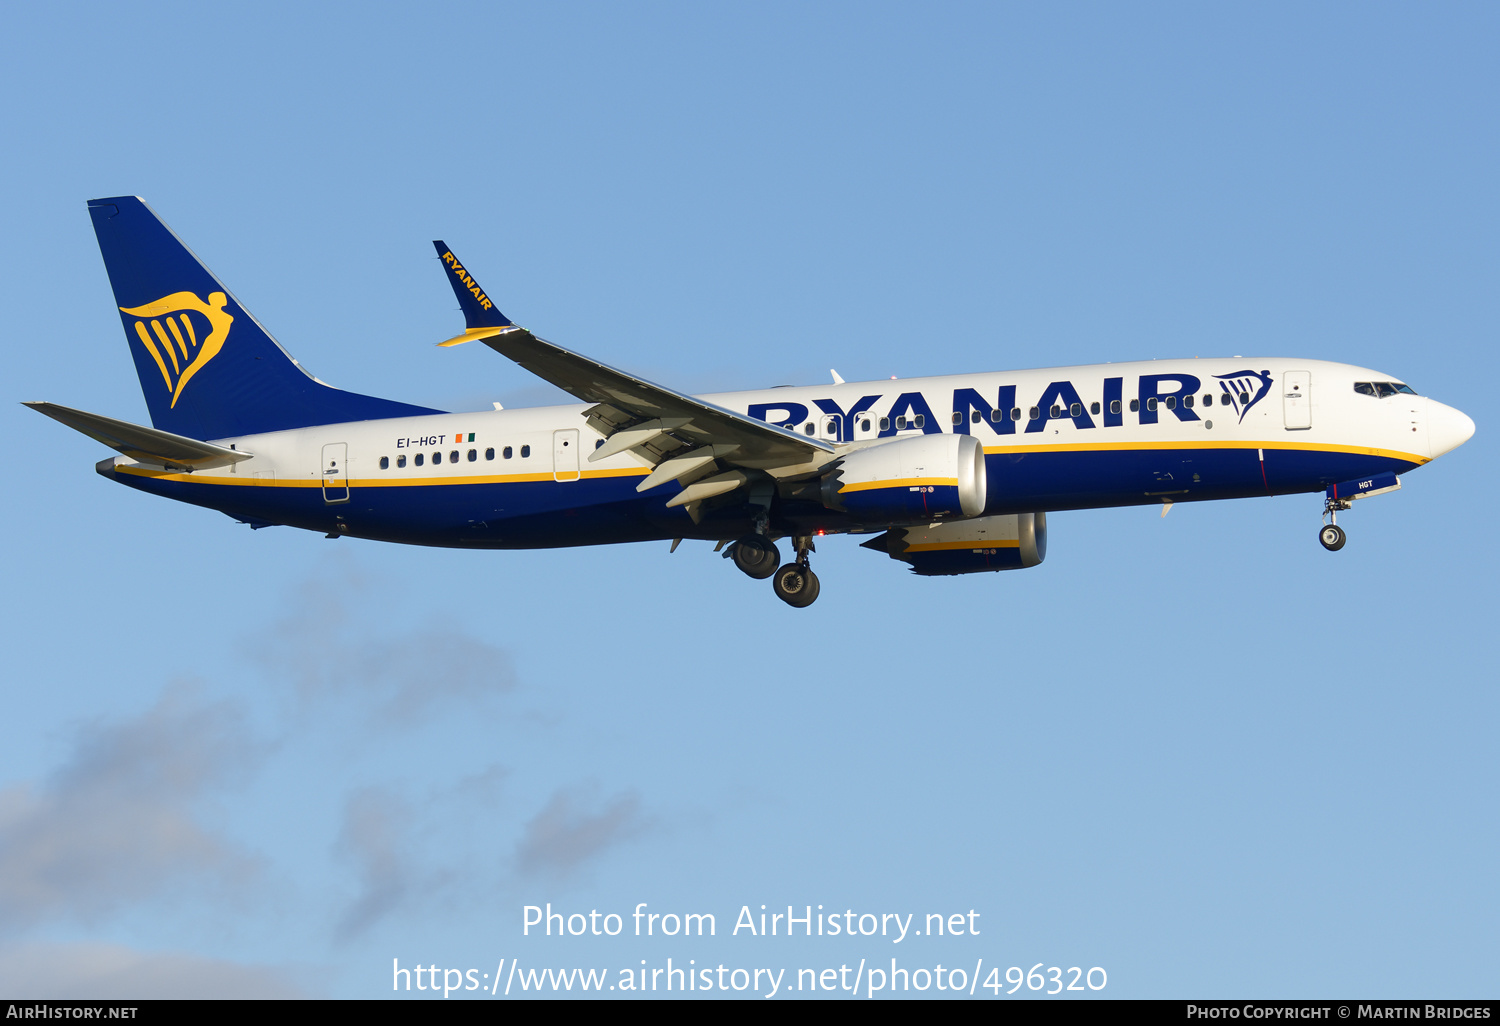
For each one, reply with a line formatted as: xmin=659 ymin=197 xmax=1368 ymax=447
xmin=772 ymin=535 xmax=820 ymax=608
xmin=1320 ymin=498 xmax=1349 ymax=551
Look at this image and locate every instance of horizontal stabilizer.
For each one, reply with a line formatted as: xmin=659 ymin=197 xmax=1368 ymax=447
xmin=24 ymin=401 xmax=253 ymax=471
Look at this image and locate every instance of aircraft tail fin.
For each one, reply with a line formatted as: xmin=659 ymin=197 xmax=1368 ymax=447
xmin=88 ymin=197 xmax=442 ymax=440
xmin=432 ymin=241 xmax=515 ymax=347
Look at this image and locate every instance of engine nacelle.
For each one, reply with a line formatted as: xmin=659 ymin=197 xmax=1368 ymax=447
xmin=861 ymin=513 xmax=1047 ymax=576
xmin=820 ymin=434 xmax=987 ymax=523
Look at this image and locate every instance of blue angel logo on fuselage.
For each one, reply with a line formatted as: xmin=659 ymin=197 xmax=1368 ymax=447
xmin=1213 ymin=370 xmax=1273 ymax=422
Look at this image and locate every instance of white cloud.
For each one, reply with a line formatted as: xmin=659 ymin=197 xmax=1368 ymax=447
xmin=333 ymin=787 xmax=416 ymax=941
xmin=0 ymin=683 xmax=259 ymax=934
xmin=516 ymin=784 xmax=649 ymax=878
xmin=255 ymin=569 xmax=517 ymax=723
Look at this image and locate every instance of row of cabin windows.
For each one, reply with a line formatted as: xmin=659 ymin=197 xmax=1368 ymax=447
xmin=378 ymin=445 xmax=531 ymax=470
xmin=374 ymin=386 xmax=1271 ymax=468
xmin=800 ymin=391 xmax=1257 ymax=435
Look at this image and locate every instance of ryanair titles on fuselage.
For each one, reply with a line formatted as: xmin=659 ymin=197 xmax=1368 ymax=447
xmin=741 ymin=367 xmax=1277 ymax=443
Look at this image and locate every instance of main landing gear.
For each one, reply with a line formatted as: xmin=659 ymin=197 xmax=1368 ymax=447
xmin=725 ymin=533 xmax=821 ymax=607
xmin=1320 ymin=497 xmax=1349 ymax=551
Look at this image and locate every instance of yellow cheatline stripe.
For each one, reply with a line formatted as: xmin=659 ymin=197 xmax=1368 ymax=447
xmin=841 ymin=477 xmax=958 ymax=493
xmin=981 ymin=439 xmax=1430 ymax=465
xmin=133 ymin=321 xmax=173 ymax=391
xmin=150 ymin=320 xmax=181 ymax=374
xmin=905 ymin=539 xmax=1021 ymax=552
xmin=113 ymin=464 xmax=653 ymax=488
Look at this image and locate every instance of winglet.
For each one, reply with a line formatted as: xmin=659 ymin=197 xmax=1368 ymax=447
xmin=433 ymin=241 xmax=512 ymax=345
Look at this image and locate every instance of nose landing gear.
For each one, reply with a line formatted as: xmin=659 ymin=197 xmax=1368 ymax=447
xmin=772 ymin=535 xmax=821 ymax=608
xmin=1320 ymin=497 xmax=1350 ymax=551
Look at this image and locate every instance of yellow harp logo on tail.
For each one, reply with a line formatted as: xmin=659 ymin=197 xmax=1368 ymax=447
xmin=119 ymin=291 xmax=234 ymax=408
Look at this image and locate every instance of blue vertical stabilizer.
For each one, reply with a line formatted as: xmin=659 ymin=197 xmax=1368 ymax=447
xmin=89 ymin=197 xmax=443 ymax=440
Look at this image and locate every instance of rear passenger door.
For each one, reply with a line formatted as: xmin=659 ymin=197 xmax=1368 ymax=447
xmin=321 ymin=442 xmax=349 ymax=503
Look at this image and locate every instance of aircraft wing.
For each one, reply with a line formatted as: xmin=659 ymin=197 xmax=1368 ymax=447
xmin=473 ymin=325 xmax=833 ymax=465
xmin=24 ymin=401 xmax=253 ymax=470
xmin=432 ymin=244 xmax=836 ymax=514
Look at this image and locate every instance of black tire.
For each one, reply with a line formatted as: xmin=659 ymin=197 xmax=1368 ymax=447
xmin=772 ymin=563 xmax=820 ymax=607
xmin=731 ymin=536 xmax=780 ymax=579
xmin=1319 ymin=524 xmax=1346 ymax=551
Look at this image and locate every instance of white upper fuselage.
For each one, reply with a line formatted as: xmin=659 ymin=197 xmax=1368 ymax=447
xmin=190 ymin=357 xmax=1466 ymax=489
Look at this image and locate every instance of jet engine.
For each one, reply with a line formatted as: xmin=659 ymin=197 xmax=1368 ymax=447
xmin=860 ymin=512 xmax=1047 ymax=576
xmin=820 ymin=434 xmax=987 ymax=523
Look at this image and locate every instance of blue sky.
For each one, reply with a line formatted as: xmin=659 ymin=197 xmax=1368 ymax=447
xmin=1 ymin=1 xmax=1494 ymax=999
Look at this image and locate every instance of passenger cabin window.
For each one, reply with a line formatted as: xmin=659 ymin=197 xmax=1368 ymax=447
xmin=1090 ymin=402 xmax=1101 ymax=415
xmin=414 ymin=453 xmax=424 ymax=467
xmin=879 ymin=417 xmax=890 ymax=431
xmin=952 ymin=412 xmax=963 ymax=426
xmin=1050 ymin=405 xmax=1061 ymax=419
xmin=895 ymin=416 xmax=907 ymax=429
xmin=1147 ymin=398 xmax=1158 ymax=411
xmin=971 ymin=411 xmax=981 ymax=424
xmin=989 ymin=409 xmax=1003 ymax=423
xmin=521 ymin=445 xmax=531 ymax=458
xmin=914 ymin=414 xmax=925 ymax=428
xmin=860 ymin=418 xmax=871 ymax=432
xmin=467 ymin=449 xmax=477 ymax=462
xmin=1202 ymin=394 xmax=1212 ymax=406
xmin=450 ymin=450 xmax=460 ymax=463
xmin=380 ymin=456 xmax=389 ymax=470
xmin=503 ymin=446 xmax=513 ymax=459
xmin=1129 ymin=399 xmax=1140 ymax=413
xmin=1183 ymin=395 xmax=1194 ymax=408
xmin=1069 ymin=402 xmax=1082 ymax=417
xmin=1164 ymin=396 xmax=1176 ymax=410
xmin=804 ymin=423 xmax=815 ymax=435
xmin=485 ymin=447 xmax=495 ymax=460
xmin=1111 ymin=400 xmax=1121 ymax=414
xmin=397 ymin=454 xmax=406 ymax=468
xmin=1011 ymin=408 xmax=1021 ymax=421
xmin=431 ymin=451 xmax=441 ymax=464
xmin=1029 ymin=407 xmax=1040 ymax=420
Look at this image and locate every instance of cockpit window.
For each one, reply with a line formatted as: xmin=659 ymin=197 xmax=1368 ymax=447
xmin=1354 ymin=381 xmax=1418 ymax=398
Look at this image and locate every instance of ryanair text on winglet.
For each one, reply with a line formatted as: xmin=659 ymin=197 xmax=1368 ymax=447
xmin=440 ymin=250 xmax=495 ymax=311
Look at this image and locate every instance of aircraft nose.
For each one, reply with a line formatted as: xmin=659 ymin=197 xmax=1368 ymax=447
xmin=1427 ymin=398 xmax=1475 ymax=459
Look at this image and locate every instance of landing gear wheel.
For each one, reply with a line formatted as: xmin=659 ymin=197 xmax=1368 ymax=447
xmin=729 ymin=536 xmax=780 ymax=579
xmin=1319 ymin=524 xmax=1347 ymax=551
xmin=772 ymin=563 xmax=821 ymax=607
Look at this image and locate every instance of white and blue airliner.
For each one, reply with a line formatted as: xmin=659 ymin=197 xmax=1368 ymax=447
xmin=28 ymin=197 xmax=1476 ymax=607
